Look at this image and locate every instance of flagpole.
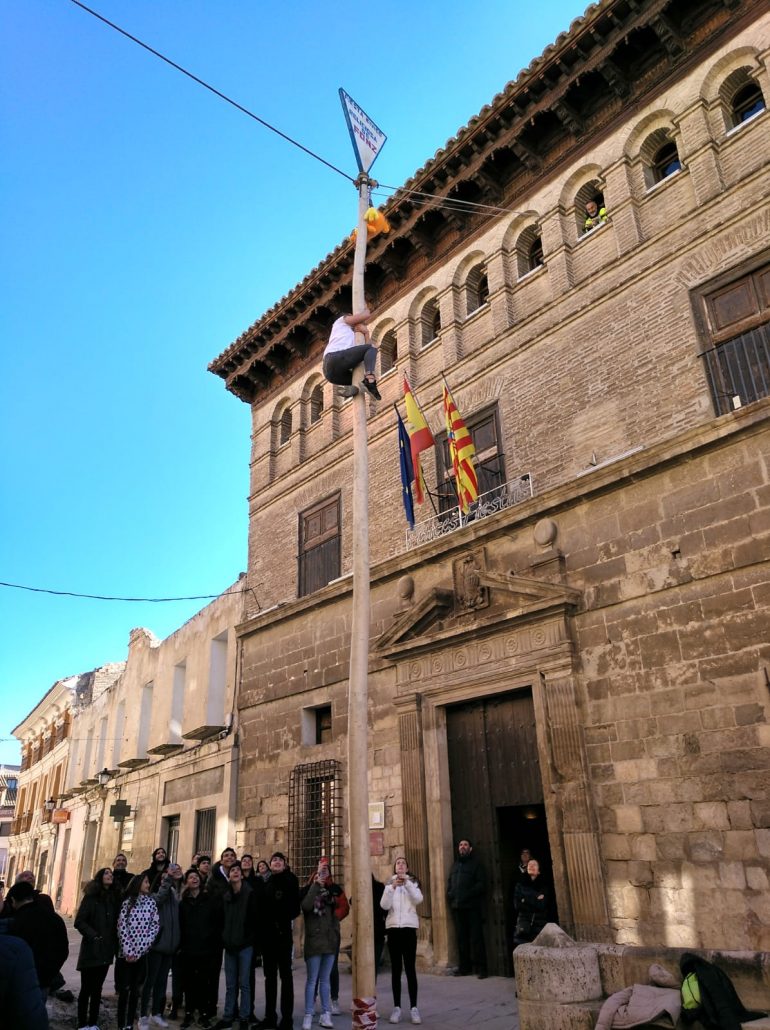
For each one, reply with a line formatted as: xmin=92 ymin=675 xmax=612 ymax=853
xmin=349 ymin=169 xmax=376 ymax=1028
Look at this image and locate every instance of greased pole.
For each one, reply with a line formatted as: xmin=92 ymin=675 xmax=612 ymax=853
xmin=348 ymin=169 xmax=377 ymax=1029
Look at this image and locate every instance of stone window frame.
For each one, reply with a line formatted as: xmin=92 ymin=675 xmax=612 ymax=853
xmin=463 ymin=261 xmax=490 ymax=319
xmin=515 ymin=223 xmax=545 ymax=280
xmin=419 ymin=296 xmax=441 ymax=349
xmin=690 ymin=250 xmax=770 ymax=417
xmin=642 ymin=128 xmax=683 ymax=190
xmin=574 ymin=179 xmax=608 ymax=240
xmin=719 ymin=66 xmax=766 ymax=134
xmin=434 ymin=402 xmax=506 ymax=512
xmin=297 ymin=492 xmax=341 ymax=599
xmin=288 ymin=759 xmax=342 ymax=883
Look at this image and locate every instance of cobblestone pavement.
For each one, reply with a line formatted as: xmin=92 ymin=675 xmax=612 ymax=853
xmin=50 ymin=919 xmax=519 ymax=1030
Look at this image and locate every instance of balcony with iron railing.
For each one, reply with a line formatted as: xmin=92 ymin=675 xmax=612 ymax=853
xmin=11 ymin=812 xmax=33 ymax=835
xmin=701 ymin=324 xmax=770 ymax=416
xmin=406 ymin=472 xmax=533 ymax=548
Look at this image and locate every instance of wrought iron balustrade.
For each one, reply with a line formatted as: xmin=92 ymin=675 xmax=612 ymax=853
xmin=406 ymin=473 xmax=533 ymax=547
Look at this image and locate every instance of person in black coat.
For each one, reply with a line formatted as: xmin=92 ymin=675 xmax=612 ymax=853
xmin=513 ymin=859 xmax=549 ymax=947
xmin=372 ymin=874 xmax=387 ymax=976
xmin=140 ymin=847 xmax=171 ymax=893
xmin=259 ymin=852 xmax=300 ymax=1030
xmin=446 ymin=838 xmax=488 ymax=978
xmin=75 ymin=866 xmax=121 ymax=1030
xmin=0 ymin=870 xmax=55 ymax=918
xmin=0 ymin=933 xmax=50 ymax=1030
xmin=179 ymin=868 xmax=222 ymax=1029
xmin=111 ymin=853 xmax=134 ymax=894
xmin=680 ymin=953 xmax=767 ymax=1030
xmin=5 ymin=880 xmax=69 ymax=1001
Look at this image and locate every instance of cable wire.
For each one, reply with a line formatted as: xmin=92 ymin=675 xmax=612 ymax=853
xmin=68 ymin=0 xmax=355 ymax=183
xmin=375 ymin=183 xmax=528 ymax=217
xmin=0 ymin=580 xmax=249 ymax=603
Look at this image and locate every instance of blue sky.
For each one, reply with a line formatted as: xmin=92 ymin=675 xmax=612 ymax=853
xmin=0 ymin=0 xmax=582 ymax=763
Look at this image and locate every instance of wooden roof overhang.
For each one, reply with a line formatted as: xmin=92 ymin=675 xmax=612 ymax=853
xmin=209 ymin=0 xmax=752 ymax=405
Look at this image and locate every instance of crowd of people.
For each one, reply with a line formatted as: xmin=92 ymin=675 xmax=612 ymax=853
xmin=1 ymin=839 xmax=521 ymax=1030
xmin=64 ymin=845 xmax=426 ymax=1030
xmin=69 ymin=846 xmax=306 ymax=1030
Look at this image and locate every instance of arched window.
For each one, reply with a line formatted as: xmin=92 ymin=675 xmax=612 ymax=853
xmin=730 ymin=82 xmax=765 ymax=126
xmin=309 ymin=384 xmax=324 ymax=424
xmin=421 ymin=298 xmax=440 ymax=348
xmin=575 ymin=181 xmax=607 ymax=236
xmin=650 ymin=141 xmax=681 ymax=183
xmin=516 ymin=225 xmax=544 ymax=277
xmin=465 ymin=263 xmax=489 ymax=316
xmin=280 ymin=406 xmax=292 ymax=445
xmin=641 ymin=129 xmax=681 ymax=189
xmin=380 ymin=330 xmax=398 ymax=374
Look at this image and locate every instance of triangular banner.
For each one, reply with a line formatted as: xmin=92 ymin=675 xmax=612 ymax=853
xmin=339 ymin=88 xmax=387 ymax=174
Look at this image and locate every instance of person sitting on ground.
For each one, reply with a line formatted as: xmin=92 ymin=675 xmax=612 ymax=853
xmin=323 ymin=308 xmax=381 ymax=400
xmin=584 ymin=199 xmax=608 ymax=232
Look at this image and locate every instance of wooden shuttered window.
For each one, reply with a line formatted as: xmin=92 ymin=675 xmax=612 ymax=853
xmin=298 ymin=494 xmax=341 ymax=597
xmin=701 ymin=263 xmax=770 ymax=415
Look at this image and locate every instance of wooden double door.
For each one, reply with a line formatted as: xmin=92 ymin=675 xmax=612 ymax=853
xmin=446 ymin=689 xmax=554 ymax=976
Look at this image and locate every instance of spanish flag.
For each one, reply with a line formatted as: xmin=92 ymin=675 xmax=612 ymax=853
xmin=403 ymin=376 xmax=435 ymax=504
xmin=442 ymin=384 xmax=478 ymax=514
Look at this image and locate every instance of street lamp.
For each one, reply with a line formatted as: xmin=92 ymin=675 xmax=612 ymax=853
xmin=97 ymin=768 xmax=111 ymax=787
xmin=44 ymin=798 xmax=56 ymax=812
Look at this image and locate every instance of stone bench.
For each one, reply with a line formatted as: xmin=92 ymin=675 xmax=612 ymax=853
xmin=513 ymin=924 xmax=770 ymax=1030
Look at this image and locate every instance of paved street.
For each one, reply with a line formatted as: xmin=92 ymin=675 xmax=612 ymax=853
xmin=49 ymin=920 xmax=519 ymax=1030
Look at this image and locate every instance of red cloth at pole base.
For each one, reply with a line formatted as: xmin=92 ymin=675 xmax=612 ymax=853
xmin=352 ymin=995 xmax=378 ymax=1028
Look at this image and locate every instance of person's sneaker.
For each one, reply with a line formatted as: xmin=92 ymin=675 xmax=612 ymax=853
xmin=139 ymin=1019 xmax=150 ymax=1030
xmin=301 ymin=1016 xmax=312 ymax=1030
xmin=331 ymin=1001 xmax=341 ymax=1015
xmin=181 ymin=1018 xmax=194 ymax=1029
xmin=362 ymin=376 xmax=382 ymax=401
xmin=389 ymin=1008 xmax=401 ymax=1024
xmin=410 ymin=1008 xmax=422 ymax=1025
xmin=151 ymin=1017 xmax=170 ymax=1028
xmin=320 ymin=1015 xmax=333 ymax=1029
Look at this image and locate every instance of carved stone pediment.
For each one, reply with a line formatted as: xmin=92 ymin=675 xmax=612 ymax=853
xmin=375 ymin=558 xmax=582 ymax=662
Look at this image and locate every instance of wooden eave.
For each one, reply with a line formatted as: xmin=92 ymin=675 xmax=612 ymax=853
xmin=209 ymin=0 xmax=754 ymax=405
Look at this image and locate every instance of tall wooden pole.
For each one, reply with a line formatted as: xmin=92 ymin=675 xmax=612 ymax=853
xmin=348 ymin=171 xmax=376 ymax=1028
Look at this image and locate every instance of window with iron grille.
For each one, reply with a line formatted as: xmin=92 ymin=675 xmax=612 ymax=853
xmin=298 ymin=494 xmax=340 ymax=597
xmin=435 ymin=406 xmax=506 ymax=512
xmin=288 ymin=760 xmax=342 ymax=883
xmin=698 ymin=262 xmax=770 ymax=415
xmin=195 ymin=807 xmax=216 ymax=857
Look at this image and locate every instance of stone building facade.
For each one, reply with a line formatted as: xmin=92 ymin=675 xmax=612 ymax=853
xmin=210 ymin=0 xmax=770 ymax=972
xmin=0 ymin=764 xmax=20 ymax=880
xmin=55 ymin=581 xmax=244 ymax=915
xmin=7 ymin=668 xmax=122 ymax=899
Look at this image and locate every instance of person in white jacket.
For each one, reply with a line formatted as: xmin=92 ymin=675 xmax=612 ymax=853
xmin=380 ymin=857 xmax=423 ymax=1025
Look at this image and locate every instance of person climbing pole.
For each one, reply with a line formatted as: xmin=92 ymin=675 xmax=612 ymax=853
xmin=323 ymin=308 xmax=381 ymax=400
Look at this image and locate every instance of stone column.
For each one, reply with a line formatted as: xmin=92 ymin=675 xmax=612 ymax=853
xmin=394 ymin=692 xmax=432 ymax=918
xmin=543 ymin=671 xmax=611 ymax=941
xmin=438 ymin=285 xmax=462 ymax=366
xmin=539 ymin=208 xmax=573 ymax=296
xmin=603 ymin=159 xmax=644 ymax=254
xmin=675 ymin=104 xmax=724 ymax=206
xmin=485 ymin=248 xmax=513 ymax=337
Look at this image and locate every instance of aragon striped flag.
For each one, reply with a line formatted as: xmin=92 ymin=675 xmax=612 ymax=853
xmin=442 ymin=383 xmax=479 ymax=514
xmin=403 ymin=376 xmax=435 ymax=505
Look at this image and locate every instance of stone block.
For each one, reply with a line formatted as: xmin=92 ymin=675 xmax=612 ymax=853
xmin=615 ymin=805 xmax=643 ymax=833
xmin=630 ymin=834 xmax=657 ymax=861
xmin=516 ymin=998 xmax=602 ymax=1030
xmin=719 ymin=861 xmax=747 ymax=889
xmin=514 ymin=937 xmax=602 ymax=1003
xmin=694 ymin=801 xmax=729 ymax=830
